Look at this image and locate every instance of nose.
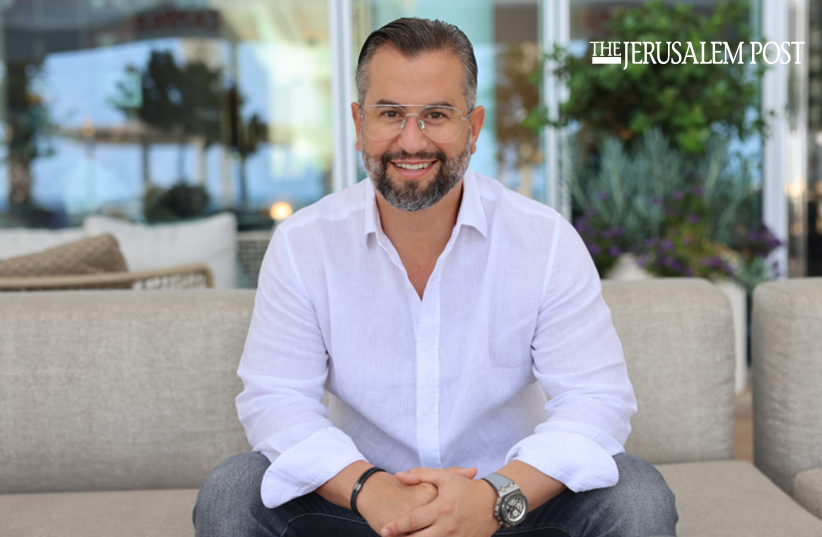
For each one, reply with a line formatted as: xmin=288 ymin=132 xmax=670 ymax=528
xmin=396 ymin=114 xmax=430 ymax=153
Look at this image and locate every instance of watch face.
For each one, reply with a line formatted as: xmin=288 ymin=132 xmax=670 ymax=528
xmin=502 ymin=492 xmax=528 ymax=524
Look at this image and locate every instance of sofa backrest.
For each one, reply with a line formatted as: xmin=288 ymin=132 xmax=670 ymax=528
xmin=753 ymin=278 xmax=822 ymax=493
xmin=603 ymin=278 xmax=736 ymax=464
xmin=0 ymin=279 xmax=736 ymax=494
xmin=0 ymin=290 xmax=255 ymax=494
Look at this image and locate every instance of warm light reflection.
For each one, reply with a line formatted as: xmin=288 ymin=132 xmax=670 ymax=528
xmin=786 ymin=180 xmax=806 ymax=200
xmin=269 ymin=200 xmax=293 ymax=221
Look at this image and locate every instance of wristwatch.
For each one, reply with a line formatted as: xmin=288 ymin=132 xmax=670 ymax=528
xmin=481 ymin=472 xmax=529 ymax=528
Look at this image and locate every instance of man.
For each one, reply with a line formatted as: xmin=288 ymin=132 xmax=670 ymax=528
xmin=195 ymin=17 xmax=677 ymax=537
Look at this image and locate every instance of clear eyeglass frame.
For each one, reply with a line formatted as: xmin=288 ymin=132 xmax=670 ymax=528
xmin=359 ymin=104 xmax=473 ymax=143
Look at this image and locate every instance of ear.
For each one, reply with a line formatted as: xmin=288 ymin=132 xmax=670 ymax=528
xmin=467 ymin=105 xmax=485 ymax=154
xmin=351 ymin=102 xmax=363 ymax=151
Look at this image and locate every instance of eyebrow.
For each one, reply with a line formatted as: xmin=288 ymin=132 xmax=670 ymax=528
xmin=373 ymin=99 xmax=456 ymax=108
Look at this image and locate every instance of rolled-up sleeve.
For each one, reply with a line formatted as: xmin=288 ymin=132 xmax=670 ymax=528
xmin=236 ymin=228 xmax=365 ymax=508
xmin=506 ymin=217 xmax=637 ymax=492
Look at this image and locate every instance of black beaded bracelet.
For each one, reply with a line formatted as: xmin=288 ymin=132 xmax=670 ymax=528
xmin=350 ymin=466 xmax=386 ymax=517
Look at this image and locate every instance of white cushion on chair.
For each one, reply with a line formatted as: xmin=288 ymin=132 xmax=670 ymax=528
xmin=0 ymin=227 xmax=86 ymax=259
xmin=84 ymin=213 xmax=237 ymax=288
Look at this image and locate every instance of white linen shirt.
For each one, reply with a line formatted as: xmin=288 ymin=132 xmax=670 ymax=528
xmin=236 ymin=169 xmax=637 ymax=509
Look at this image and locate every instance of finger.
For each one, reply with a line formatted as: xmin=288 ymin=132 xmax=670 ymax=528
xmin=395 ymin=467 xmax=449 ymax=486
xmin=394 ymin=467 xmax=446 ymax=486
xmin=381 ymin=504 xmax=437 ymax=537
xmin=394 ymin=470 xmax=422 ymax=485
xmin=447 ymin=466 xmax=477 ymax=479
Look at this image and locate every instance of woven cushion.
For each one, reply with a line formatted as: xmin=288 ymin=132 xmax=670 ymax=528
xmin=84 ymin=213 xmax=237 ymax=288
xmin=0 ymin=234 xmax=127 ymax=277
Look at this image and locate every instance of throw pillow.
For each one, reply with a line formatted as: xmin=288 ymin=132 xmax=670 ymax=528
xmin=0 ymin=233 xmax=128 ymax=277
xmin=83 ymin=213 xmax=237 ymax=288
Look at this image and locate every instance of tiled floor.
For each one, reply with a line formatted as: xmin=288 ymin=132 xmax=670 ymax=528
xmin=735 ymin=387 xmax=753 ymax=462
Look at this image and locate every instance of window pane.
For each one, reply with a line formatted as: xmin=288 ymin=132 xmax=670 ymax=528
xmin=0 ymin=0 xmax=330 ymax=230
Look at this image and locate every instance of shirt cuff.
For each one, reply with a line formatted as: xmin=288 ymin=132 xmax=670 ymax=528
xmin=260 ymin=426 xmax=366 ymax=508
xmin=506 ymin=424 xmax=623 ymax=492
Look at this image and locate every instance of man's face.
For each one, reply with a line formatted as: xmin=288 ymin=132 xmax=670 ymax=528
xmin=352 ymin=47 xmax=485 ymax=212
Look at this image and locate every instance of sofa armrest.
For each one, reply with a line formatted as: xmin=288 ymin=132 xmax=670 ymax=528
xmin=0 ymin=263 xmax=214 ymax=291
xmin=752 ymin=278 xmax=822 ymax=495
xmin=794 ymin=468 xmax=822 ymax=520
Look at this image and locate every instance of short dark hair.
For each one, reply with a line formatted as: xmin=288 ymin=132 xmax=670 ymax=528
xmin=355 ymin=18 xmax=478 ymax=110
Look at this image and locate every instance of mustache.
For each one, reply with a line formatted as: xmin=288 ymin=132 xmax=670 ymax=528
xmin=381 ymin=150 xmax=446 ymax=163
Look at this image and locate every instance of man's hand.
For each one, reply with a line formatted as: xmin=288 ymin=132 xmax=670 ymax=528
xmin=357 ymin=467 xmax=478 ymax=535
xmin=380 ymin=467 xmax=500 ymax=537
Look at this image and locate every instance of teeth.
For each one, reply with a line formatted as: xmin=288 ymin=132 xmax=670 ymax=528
xmin=395 ymin=162 xmax=430 ymax=170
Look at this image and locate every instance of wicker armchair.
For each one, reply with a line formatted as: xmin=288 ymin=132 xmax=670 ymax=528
xmin=0 ymin=263 xmax=214 ymax=291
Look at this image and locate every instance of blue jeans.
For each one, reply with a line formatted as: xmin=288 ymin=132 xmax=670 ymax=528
xmin=193 ymin=452 xmax=677 ymax=537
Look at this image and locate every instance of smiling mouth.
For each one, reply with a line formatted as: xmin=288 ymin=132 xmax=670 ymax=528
xmin=394 ymin=162 xmax=434 ymax=170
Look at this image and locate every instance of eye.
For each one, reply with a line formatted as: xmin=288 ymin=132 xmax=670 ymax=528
xmin=421 ymin=107 xmax=453 ymax=122
xmin=376 ymin=107 xmax=405 ymax=120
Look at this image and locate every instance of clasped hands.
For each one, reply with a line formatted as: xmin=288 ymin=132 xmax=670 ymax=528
xmin=356 ymin=465 xmax=501 ymax=537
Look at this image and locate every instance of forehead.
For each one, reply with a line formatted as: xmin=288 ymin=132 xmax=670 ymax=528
xmin=363 ymin=46 xmax=465 ymax=108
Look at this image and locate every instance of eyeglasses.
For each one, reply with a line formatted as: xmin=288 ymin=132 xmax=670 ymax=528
xmin=359 ymin=104 xmax=472 ymax=143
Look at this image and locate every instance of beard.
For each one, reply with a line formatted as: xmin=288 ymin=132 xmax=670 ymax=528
xmin=362 ymin=135 xmax=472 ymax=212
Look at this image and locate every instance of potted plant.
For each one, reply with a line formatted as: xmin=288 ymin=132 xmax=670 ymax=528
xmin=568 ymin=129 xmax=779 ymax=286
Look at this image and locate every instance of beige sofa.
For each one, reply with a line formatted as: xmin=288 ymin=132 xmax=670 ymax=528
xmin=1 ymin=279 xmax=821 ymax=536
xmin=753 ymin=279 xmax=822 ymax=523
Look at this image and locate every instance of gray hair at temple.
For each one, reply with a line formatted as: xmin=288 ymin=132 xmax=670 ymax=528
xmin=355 ymin=18 xmax=478 ymax=111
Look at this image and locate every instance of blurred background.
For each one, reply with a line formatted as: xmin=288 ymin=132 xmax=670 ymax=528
xmin=0 ymin=0 xmax=818 ymax=282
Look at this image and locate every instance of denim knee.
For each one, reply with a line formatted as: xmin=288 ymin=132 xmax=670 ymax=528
xmin=609 ymin=453 xmax=678 ymax=536
xmin=193 ymin=452 xmax=272 ymax=537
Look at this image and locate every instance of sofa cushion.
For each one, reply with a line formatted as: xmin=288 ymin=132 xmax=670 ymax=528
xmin=602 ymin=279 xmax=736 ymax=464
xmin=0 ymin=488 xmax=198 ymax=537
xmin=753 ymin=279 xmax=822 ymax=493
xmin=0 ymin=234 xmax=127 ymax=277
xmin=657 ymin=460 xmax=822 ymax=536
xmin=0 ymin=290 xmax=254 ymax=494
xmin=794 ymin=468 xmax=822 ymax=520
xmin=84 ymin=213 xmax=237 ymax=288
xmin=3 ymin=462 xmax=820 ymax=537
xmin=0 ymin=227 xmax=86 ymax=259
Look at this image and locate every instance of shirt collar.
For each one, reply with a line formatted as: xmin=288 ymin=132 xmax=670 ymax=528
xmin=362 ymin=168 xmax=489 ymax=241
xmin=456 ymin=169 xmax=488 ymax=238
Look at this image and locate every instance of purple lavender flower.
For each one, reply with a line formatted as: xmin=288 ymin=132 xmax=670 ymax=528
xmin=686 ymin=214 xmax=700 ymax=224
xmin=603 ymin=227 xmax=624 ymax=239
